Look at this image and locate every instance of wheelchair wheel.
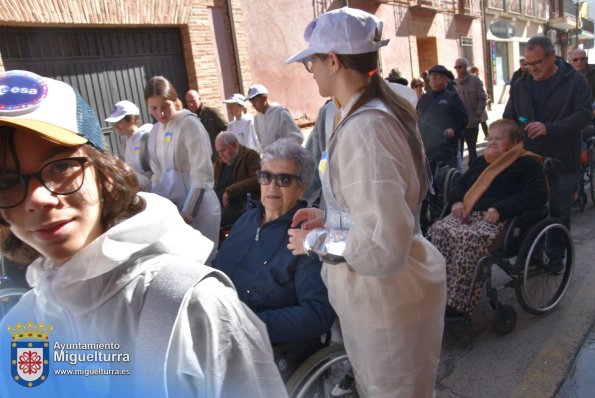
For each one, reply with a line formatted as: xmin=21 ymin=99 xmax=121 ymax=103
xmin=285 ymin=344 xmax=349 ymax=398
xmin=514 ymin=219 xmax=573 ymax=315
xmin=0 ymin=287 xmax=28 ymax=320
xmin=590 ymin=163 xmax=595 ymax=204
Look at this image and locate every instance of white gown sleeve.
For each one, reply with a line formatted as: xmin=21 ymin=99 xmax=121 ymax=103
xmin=280 ymin=108 xmax=304 ymax=145
xmin=177 ymin=116 xmax=215 ymax=190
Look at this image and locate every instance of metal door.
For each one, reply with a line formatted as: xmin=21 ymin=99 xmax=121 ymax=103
xmin=0 ymin=27 xmax=189 ymax=152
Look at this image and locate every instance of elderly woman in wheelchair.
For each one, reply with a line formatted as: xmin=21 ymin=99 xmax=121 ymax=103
xmin=213 ymin=139 xmax=336 ymax=378
xmin=428 ymin=119 xmax=548 ymax=318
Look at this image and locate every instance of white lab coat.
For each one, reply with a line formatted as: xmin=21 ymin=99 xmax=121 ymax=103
xmin=321 ymin=94 xmax=446 ymax=397
xmin=149 ymin=110 xmax=221 ymax=246
xmin=0 ymin=193 xmax=287 ymax=398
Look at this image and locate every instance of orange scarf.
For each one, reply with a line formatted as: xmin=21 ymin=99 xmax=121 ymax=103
xmin=463 ymin=143 xmax=542 ymax=213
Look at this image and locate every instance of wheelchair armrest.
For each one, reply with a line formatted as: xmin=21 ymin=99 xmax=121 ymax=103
xmin=502 ymin=207 xmax=548 ymax=255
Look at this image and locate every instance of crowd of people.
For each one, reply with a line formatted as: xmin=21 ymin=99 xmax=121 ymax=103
xmin=0 ymin=5 xmax=593 ymax=398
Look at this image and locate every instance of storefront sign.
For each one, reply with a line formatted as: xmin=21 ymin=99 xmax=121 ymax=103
xmin=490 ymin=20 xmax=516 ymax=39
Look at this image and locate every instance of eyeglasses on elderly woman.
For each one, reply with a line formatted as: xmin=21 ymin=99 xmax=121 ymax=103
xmin=0 ymin=157 xmax=88 ymax=209
xmin=256 ymin=170 xmax=302 ymax=187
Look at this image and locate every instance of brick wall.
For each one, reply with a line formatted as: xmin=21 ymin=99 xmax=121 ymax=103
xmin=0 ymin=0 xmax=244 ymax=112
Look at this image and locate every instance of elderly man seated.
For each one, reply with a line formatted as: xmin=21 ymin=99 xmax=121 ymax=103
xmin=214 ymin=132 xmax=261 ymax=228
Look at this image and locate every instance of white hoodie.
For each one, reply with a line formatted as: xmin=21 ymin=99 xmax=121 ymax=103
xmin=0 ymin=193 xmax=286 ymax=398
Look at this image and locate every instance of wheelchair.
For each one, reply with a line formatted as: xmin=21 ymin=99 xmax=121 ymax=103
xmin=460 ymin=207 xmax=574 ymax=335
xmin=428 ymin=160 xmax=574 ymax=335
xmin=421 ymin=162 xmax=461 ymax=234
xmin=575 ymin=126 xmax=595 ymax=210
xmin=274 ymin=330 xmax=350 ymax=398
xmin=0 ymin=256 xmax=29 ymax=320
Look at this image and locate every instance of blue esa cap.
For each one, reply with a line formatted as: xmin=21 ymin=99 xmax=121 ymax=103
xmin=0 ymin=70 xmax=104 ymax=149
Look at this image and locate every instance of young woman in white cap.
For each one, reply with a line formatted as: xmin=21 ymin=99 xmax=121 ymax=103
xmin=105 ymin=100 xmax=153 ymax=191
xmin=0 ymin=70 xmax=286 ymax=397
xmin=144 ymin=76 xmax=221 ymax=251
xmin=286 ymin=7 xmax=446 ymax=397
xmin=223 ymin=93 xmax=260 ymax=151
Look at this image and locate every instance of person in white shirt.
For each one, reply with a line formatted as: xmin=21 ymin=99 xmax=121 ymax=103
xmin=247 ymin=84 xmax=303 ymax=151
xmin=105 ymin=100 xmax=153 ymax=191
xmin=223 ymin=93 xmax=260 ymax=151
xmin=0 ymin=70 xmax=286 ymax=398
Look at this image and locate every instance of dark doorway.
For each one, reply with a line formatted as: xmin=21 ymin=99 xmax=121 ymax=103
xmin=0 ymin=27 xmax=189 ymax=152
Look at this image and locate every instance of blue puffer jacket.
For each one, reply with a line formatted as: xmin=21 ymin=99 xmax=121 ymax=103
xmin=213 ymin=201 xmax=336 ymax=344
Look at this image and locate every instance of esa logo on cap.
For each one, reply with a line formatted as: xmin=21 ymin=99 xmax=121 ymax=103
xmin=0 ymin=70 xmax=48 ymax=115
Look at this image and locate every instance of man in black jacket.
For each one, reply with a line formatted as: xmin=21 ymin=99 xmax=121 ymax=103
xmin=569 ymin=48 xmax=595 ymax=126
xmin=569 ymin=48 xmax=595 ymax=99
xmin=417 ymin=65 xmax=469 ymax=171
xmin=186 ymin=89 xmax=228 ymax=160
xmin=503 ymin=36 xmax=592 ymax=270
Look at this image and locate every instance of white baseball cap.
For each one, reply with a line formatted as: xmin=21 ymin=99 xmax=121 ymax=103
xmin=105 ymin=100 xmax=140 ymax=123
xmin=285 ymin=7 xmax=389 ymax=64
xmin=223 ymin=93 xmax=247 ymax=107
xmin=0 ymin=70 xmax=104 ymax=149
xmin=246 ymin=84 xmax=269 ymax=100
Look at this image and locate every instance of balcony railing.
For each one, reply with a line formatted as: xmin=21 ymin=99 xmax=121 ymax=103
xmin=507 ymin=0 xmax=521 ymax=14
xmin=487 ymin=0 xmax=504 ymax=10
xmin=458 ymin=0 xmax=482 ymax=17
xmin=410 ymin=0 xmax=456 ymax=12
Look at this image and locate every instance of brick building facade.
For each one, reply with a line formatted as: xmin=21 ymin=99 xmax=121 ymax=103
xmin=0 ymin=0 xmax=486 ymax=126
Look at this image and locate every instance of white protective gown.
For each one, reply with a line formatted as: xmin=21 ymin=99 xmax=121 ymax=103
xmin=253 ymin=104 xmax=303 ymax=151
xmin=227 ymin=114 xmax=260 ymax=151
xmin=121 ymin=123 xmax=153 ymax=191
xmin=320 ymin=94 xmax=446 ymax=397
xmin=149 ymin=110 xmax=221 ymax=246
xmin=0 ymin=193 xmax=287 ymax=398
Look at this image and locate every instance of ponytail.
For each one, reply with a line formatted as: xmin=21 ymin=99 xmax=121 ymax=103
xmin=337 ymin=53 xmax=430 ymax=201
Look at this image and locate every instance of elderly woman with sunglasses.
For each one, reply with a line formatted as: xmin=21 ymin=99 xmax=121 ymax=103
xmin=0 ymin=71 xmax=286 ymax=397
xmin=213 ymin=139 xmax=335 ymax=348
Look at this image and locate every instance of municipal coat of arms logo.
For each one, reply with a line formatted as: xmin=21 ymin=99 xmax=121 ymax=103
xmin=8 ymin=321 xmax=53 ymax=388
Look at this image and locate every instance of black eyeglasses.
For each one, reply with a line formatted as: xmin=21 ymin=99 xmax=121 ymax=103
xmin=0 ymin=157 xmax=89 ymax=209
xmin=256 ymin=170 xmax=302 ymax=187
xmin=454 ymin=65 xmax=466 ymax=69
xmin=572 ymin=56 xmax=588 ymax=62
xmin=525 ymin=54 xmax=550 ymax=68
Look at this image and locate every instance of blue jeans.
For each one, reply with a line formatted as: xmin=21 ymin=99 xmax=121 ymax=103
xmin=547 ymin=173 xmax=579 ymax=264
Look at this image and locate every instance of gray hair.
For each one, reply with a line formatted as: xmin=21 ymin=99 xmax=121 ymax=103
xmin=456 ymin=58 xmax=469 ymax=67
xmin=261 ymin=138 xmax=315 ymax=189
xmin=215 ymin=131 xmax=239 ymax=145
xmin=527 ymin=36 xmax=555 ymax=55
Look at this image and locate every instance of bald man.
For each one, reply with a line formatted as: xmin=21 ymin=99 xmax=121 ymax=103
xmin=186 ymin=89 xmax=228 ymax=159
xmin=569 ymin=49 xmax=595 ymax=100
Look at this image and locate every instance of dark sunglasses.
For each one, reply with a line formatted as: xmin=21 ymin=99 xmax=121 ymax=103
xmin=572 ymin=57 xmax=588 ymax=62
xmin=256 ymin=170 xmax=301 ymax=187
